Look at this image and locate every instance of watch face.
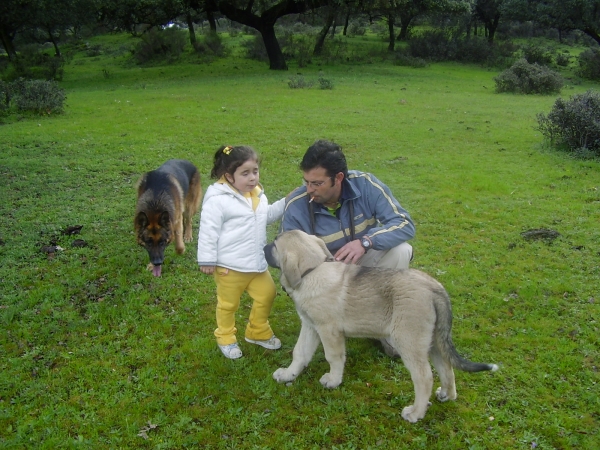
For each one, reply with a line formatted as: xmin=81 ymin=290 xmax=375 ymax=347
xmin=362 ymin=238 xmax=370 ymax=248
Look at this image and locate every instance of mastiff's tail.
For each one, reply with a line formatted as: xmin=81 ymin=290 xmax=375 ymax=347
xmin=432 ymin=287 xmax=499 ymax=373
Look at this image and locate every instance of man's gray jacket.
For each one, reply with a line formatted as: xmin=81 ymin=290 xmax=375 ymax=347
xmin=281 ymin=170 xmax=415 ymax=254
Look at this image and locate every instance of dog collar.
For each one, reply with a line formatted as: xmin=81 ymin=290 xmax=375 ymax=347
xmin=300 ymin=257 xmax=333 ymax=279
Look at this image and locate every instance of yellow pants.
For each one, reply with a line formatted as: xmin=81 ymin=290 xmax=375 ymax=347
xmin=213 ymin=267 xmax=277 ymax=346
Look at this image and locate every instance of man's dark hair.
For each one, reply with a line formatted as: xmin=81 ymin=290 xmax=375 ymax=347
xmin=300 ymin=139 xmax=348 ymax=178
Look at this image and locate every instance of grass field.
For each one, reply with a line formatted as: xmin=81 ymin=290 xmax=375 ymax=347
xmin=1 ymin=33 xmax=599 ymax=448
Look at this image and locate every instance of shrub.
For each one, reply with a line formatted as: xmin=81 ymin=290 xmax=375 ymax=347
xmin=494 ymin=58 xmax=563 ymax=94
xmin=320 ymin=37 xmax=349 ymax=65
xmin=288 ymin=75 xmax=313 ymax=89
xmin=555 ymin=52 xmax=571 ymax=67
xmin=132 ymin=28 xmax=187 ymax=64
xmin=1 ymin=46 xmax=65 ymax=81
xmin=408 ymin=29 xmax=453 ymax=61
xmin=407 ymin=32 xmax=517 ymax=67
xmin=318 ymin=76 xmax=334 ymax=90
xmin=0 ymin=80 xmax=9 ymax=114
xmin=8 ymin=78 xmax=66 ymax=114
xmin=241 ymin=36 xmax=268 ymax=62
xmin=521 ymin=44 xmax=553 ymax=66
xmin=347 ymin=21 xmax=367 ymax=37
xmin=393 ymin=53 xmax=428 ymax=68
xmin=290 ymin=35 xmax=314 ymax=67
xmin=194 ymin=31 xmax=229 ymax=57
xmin=577 ymin=47 xmax=600 ymax=81
xmin=536 ymin=89 xmax=600 ymax=156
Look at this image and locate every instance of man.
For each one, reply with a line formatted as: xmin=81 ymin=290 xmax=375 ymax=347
xmin=281 ymin=139 xmax=415 ymax=270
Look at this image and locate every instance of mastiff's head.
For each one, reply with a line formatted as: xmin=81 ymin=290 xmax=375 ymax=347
xmin=264 ymin=230 xmax=334 ymax=288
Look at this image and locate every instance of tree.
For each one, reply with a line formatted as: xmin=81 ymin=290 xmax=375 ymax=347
xmin=215 ymin=0 xmax=328 ymax=70
xmin=474 ymin=0 xmax=504 ymax=43
xmin=370 ymin=0 xmax=470 ymax=51
xmin=529 ymin=0 xmax=600 ymax=45
xmin=0 ymin=0 xmax=39 ymax=59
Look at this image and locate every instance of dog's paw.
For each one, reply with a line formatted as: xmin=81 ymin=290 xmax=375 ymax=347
xmin=435 ymin=387 xmax=449 ymax=402
xmin=273 ymin=368 xmax=296 ymax=383
xmin=184 ymin=235 xmax=193 ymax=243
xmin=319 ymin=373 xmax=342 ymax=389
xmin=435 ymin=386 xmax=457 ymax=402
xmin=401 ymin=405 xmax=426 ymax=423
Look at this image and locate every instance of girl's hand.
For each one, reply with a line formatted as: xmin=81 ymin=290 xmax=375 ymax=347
xmin=200 ymin=265 xmax=215 ymax=275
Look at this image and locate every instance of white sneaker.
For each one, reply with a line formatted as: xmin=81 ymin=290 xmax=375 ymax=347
xmin=218 ymin=343 xmax=243 ymax=359
xmin=245 ymin=335 xmax=281 ymax=350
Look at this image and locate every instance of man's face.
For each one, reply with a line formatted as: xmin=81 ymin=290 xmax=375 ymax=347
xmin=303 ymin=167 xmax=343 ymax=206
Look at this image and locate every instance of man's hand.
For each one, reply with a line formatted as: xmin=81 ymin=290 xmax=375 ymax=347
xmin=333 ymin=240 xmax=366 ymax=264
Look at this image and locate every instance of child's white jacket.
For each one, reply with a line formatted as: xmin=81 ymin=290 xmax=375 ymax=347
xmin=197 ymin=182 xmax=284 ymax=273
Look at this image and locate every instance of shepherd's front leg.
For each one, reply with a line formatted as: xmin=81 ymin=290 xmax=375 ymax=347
xmin=273 ymin=322 xmax=320 ymax=383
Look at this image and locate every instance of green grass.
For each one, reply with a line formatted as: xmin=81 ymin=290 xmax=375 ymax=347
xmin=1 ymin=33 xmax=599 ymax=449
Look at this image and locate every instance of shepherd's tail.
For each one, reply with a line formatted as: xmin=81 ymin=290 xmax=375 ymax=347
xmin=432 ymin=287 xmax=499 ymax=373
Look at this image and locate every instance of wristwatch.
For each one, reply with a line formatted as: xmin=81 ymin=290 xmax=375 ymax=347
xmin=361 ymin=236 xmax=372 ymax=251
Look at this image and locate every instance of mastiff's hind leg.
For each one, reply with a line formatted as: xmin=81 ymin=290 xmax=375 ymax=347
xmin=430 ymin=343 xmax=457 ymax=402
xmin=391 ymin=334 xmax=434 ymax=423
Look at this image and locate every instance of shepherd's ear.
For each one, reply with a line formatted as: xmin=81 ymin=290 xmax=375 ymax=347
xmin=135 ymin=212 xmax=149 ymax=228
xmin=159 ymin=211 xmax=170 ymax=227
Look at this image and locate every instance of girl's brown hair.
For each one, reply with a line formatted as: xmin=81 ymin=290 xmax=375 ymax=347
xmin=210 ymin=145 xmax=259 ymax=179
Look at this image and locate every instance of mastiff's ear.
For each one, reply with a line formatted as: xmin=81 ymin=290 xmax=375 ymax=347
xmin=279 ymin=250 xmax=303 ymax=288
xmin=314 ymin=236 xmax=335 ymax=262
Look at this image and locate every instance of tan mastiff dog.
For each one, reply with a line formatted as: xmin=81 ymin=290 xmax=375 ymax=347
xmin=264 ymin=230 xmax=498 ymax=423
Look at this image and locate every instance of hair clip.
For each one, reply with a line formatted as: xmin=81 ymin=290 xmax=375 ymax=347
xmin=223 ymin=146 xmax=233 ymax=155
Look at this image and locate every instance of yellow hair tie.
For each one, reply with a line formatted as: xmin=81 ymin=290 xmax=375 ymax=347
xmin=223 ymin=146 xmax=233 ymax=155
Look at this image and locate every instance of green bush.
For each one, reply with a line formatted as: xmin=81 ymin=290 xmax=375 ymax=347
xmin=8 ymin=78 xmax=66 ymax=114
xmin=1 ymin=45 xmax=65 ymax=82
xmin=555 ymin=52 xmax=571 ymax=67
xmin=0 ymin=80 xmax=9 ymax=114
xmin=318 ymin=76 xmax=334 ymax=90
xmin=202 ymin=31 xmax=228 ymax=57
xmin=536 ymin=89 xmax=600 ymax=156
xmin=494 ymin=58 xmax=563 ymax=94
xmin=132 ymin=28 xmax=187 ymax=64
xmin=283 ymin=34 xmax=313 ymax=68
xmin=347 ymin=21 xmax=367 ymax=37
xmin=241 ymin=36 xmax=268 ymax=62
xmin=407 ymin=32 xmax=516 ymax=67
xmin=577 ymin=47 xmax=600 ymax=80
xmin=393 ymin=53 xmax=428 ymax=68
xmin=288 ymin=75 xmax=313 ymax=89
xmin=522 ymin=44 xmax=553 ymax=66
xmin=408 ymin=29 xmax=452 ymax=61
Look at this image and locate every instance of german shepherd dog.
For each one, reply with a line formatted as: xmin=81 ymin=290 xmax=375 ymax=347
xmin=135 ymin=159 xmax=202 ymax=276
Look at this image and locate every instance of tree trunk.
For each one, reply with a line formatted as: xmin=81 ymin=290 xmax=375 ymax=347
xmin=396 ymin=13 xmax=414 ymax=41
xmin=486 ymin=15 xmax=500 ymax=43
xmin=186 ymin=13 xmax=196 ymax=46
xmin=314 ymin=7 xmax=335 ymax=55
xmin=261 ymin=26 xmax=287 ymax=70
xmin=207 ymin=10 xmax=217 ymax=32
xmin=48 ymin=30 xmax=61 ymax=57
xmin=0 ymin=26 xmax=17 ymax=61
xmin=343 ymin=11 xmax=350 ymax=36
xmin=387 ymin=14 xmax=395 ymax=52
xmin=583 ymin=27 xmax=600 ymax=45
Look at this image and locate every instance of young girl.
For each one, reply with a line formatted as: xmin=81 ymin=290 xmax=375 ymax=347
xmin=198 ymin=145 xmax=285 ymax=359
